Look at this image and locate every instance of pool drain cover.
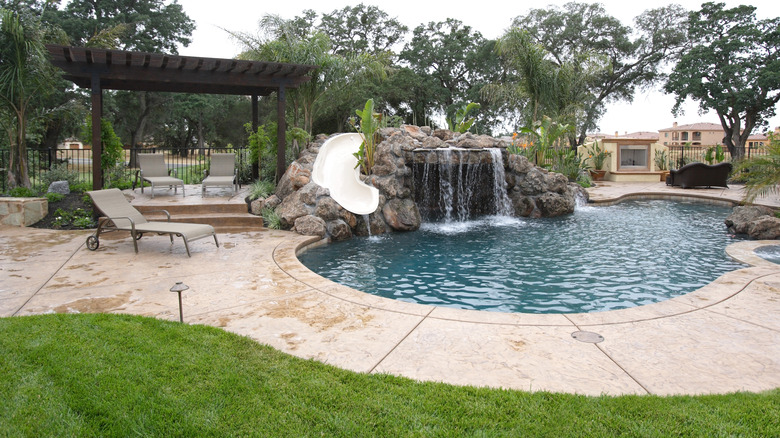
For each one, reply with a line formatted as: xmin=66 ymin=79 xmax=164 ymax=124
xmin=571 ymin=331 xmax=604 ymax=343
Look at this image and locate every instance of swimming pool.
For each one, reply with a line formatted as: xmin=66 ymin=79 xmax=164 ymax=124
xmin=298 ymin=200 xmax=746 ymax=314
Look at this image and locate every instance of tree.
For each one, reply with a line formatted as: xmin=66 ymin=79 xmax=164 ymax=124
xmin=320 ymin=4 xmax=407 ymax=58
xmin=400 ymin=19 xmax=502 ymax=131
xmin=233 ymin=14 xmax=385 ymax=135
xmin=513 ymin=3 xmax=688 ymax=146
xmin=664 ymin=2 xmax=780 ymax=159
xmin=0 ymin=7 xmax=53 ymax=188
xmin=56 ymin=0 xmax=194 ymax=53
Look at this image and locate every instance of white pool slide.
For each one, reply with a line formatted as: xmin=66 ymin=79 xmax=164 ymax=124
xmin=311 ymin=133 xmax=380 ymax=215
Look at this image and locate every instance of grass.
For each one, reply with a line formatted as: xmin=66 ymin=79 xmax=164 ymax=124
xmin=1 ymin=314 xmax=778 ymax=436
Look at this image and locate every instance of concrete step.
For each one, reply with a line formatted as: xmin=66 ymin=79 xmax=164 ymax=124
xmin=136 ymin=202 xmax=248 ymax=216
xmin=142 ymin=212 xmax=265 ymax=232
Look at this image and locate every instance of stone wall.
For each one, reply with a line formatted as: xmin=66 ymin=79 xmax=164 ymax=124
xmin=261 ymin=125 xmax=586 ymax=239
xmin=0 ymin=197 xmax=47 ymax=227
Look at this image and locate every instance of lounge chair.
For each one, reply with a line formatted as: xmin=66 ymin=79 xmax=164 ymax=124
xmin=137 ymin=154 xmax=184 ymax=198
xmin=85 ymin=188 xmax=219 ymax=257
xmin=202 ymin=153 xmax=238 ymax=196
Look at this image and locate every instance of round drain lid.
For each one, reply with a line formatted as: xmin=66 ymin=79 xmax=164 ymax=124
xmin=571 ymin=331 xmax=604 ymax=343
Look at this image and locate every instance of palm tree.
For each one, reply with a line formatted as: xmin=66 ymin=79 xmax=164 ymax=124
xmin=230 ymin=14 xmax=385 ymax=135
xmin=0 ymin=9 xmax=48 ymax=189
xmin=735 ymin=133 xmax=780 ymax=204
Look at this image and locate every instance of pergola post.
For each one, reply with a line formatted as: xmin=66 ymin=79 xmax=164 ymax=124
xmin=251 ymin=94 xmax=259 ymax=180
xmin=276 ymin=86 xmax=286 ymax=184
xmin=91 ymin=73 xmax=103 ymax=190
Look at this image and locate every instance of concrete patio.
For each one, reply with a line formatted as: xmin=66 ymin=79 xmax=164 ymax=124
xmin=1 ymin=182 xmax=779 ymax=396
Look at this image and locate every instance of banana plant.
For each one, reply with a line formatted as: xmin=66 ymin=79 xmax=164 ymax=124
xmin=447 ymin=102 xmax=481 ymax=133
xmin=351 ymin=99 xmax=382 ymax=175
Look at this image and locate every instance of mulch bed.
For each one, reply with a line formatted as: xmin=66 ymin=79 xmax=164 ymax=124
xmin=29 ymin=192 xmax=97 ymax=230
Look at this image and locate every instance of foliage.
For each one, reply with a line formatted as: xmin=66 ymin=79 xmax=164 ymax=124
xmin=104 ymin=165 xmax=133 ymax=190
xmin=2 ymin=313 xmax=779 ymax=436
xmin=6 ymin=185 xmax=38 ymax=197
xmin=319 ymin=4 xmax=408 ymax=57
xmin=245 ymin=123 xmax=273 ymax=171
xmin=509 ymin=3 xmax=688 ymax=146
xmin=55 ymin=0 xmax=194 ymax=53
xmin=585 ymin=143 xmax=612 ymax=171
xmin=664 ymin=2 xmax=780 ymax=159
xmin=245 ymin=122 xmax=311 ymax=182
xmin=70 ymin=181 xmax=92 ymax=193
xmin=704 ymin=144 xmax=726 ymax=165
xmin=41 ymin=162 xmax=79 ymax=187
xmin=233 ymin=14 xmax=386 ymax=135
xmin=51 ymin=206 xmax=95 ymax=229
xmin=0 ymin=7 xmax=54 ymax=189
xmin=519 ymin=116 xmax=574 ymax=167
xmin=447 ymin=102 xmax=480 ymax=133
xmin=734 ymin=133 xmax=780 ymax=204
xmin=82 ymin=117 xmax=124 ymax=181
xmin=550 ymin=148 xmax=586 ymax=182
xmin=654 ymin=149 xmax=669 ymax=171
xmin=400 ymin=18 xmax=502 ymax=133
xmin=350 ymin=98 xmax=382 ymax=175
xmin=248 ymin=180 xmax=275 ymax=201
xmin=507 ymin=132 xmax=534 ymax=158
xmin=261 ymin=206 xmax=281 ymax=229
xmin=44 ymin=191 xmax=64 ymax=203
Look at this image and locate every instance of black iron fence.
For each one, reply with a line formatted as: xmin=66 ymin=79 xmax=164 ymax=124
xmin=666 ymin=144 xmax=768 ymax=169
xmin=0 ymin=146 xmax=252 ymax=193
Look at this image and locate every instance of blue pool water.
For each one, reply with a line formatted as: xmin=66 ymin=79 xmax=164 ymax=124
xmin=298 ymin=200 xmax=746 ymax=314
xmin=755 ymin=245 xmax=780 ymax=264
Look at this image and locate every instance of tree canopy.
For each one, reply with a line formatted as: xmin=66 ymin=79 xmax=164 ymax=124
xmin=664 ymin=2 xmax=780 ymax=159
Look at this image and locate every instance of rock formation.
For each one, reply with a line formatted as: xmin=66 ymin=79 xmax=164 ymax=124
xmin=269 ymin=125 xmax=587 ymax=239
xmin=725 ymin=205 xmax=780 ymax=239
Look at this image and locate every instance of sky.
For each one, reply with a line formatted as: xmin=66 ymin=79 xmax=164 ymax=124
xmin=176 ymin=0 xmax=780 ymax=135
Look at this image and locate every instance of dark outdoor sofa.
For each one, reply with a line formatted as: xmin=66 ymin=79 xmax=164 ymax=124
xmin=666 ymin=162 xmax=732 ymax=189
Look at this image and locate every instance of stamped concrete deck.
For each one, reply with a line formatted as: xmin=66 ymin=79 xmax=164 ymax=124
xmin=1 ymin=182 xmax=779 ymax=396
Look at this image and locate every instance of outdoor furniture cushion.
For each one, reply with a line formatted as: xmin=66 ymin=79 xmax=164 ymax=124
xmin=667 ymin=162 xmax=732 ymax=189
xmin=86 ymin=188 xmax=218 ymax=257
xmin=202 ymin=153 xmax=238 ymax=196
xmin=137 ymin=154 xmax=184 ymax=198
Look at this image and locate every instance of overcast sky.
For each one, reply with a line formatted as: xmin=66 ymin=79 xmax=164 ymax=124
xmin=176 ymin=0 xmax=780 ymax=135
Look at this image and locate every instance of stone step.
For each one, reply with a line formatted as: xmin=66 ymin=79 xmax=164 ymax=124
xmin=136 ymin=202 xmax=248 ymax=216
xmin=142 ymin=212 xmax=265 ymax=232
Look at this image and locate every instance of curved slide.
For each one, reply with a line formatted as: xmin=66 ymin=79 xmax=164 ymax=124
xmin=312 ymin=133 xmax=380 ymax=215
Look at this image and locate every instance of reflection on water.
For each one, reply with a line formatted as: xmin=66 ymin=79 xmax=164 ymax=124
xmin=299 ymin=200 xmax=746 ymax=314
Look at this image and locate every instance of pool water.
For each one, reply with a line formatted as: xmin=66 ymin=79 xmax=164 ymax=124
xmin=755 ymin=245 xmax=780 ymax=264
xmin=298 ymin=200 xmax=746 ymax=314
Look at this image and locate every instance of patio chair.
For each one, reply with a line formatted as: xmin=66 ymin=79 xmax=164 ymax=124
xmin=202 ymin=153 xmax=238 ymax=196
xmin=136 ymin=154 xmax=184 ymax=198
xmin=85 ymin=188 xmax=219 ymax=257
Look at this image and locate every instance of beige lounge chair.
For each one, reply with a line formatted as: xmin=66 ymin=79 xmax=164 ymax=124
xmin=137 ymin=154 xmax=184 ymax=198
xmin=86 ymin=188 xmax=219 ymax=257
xmin=202 ymin=153 xmax=238 ymax=196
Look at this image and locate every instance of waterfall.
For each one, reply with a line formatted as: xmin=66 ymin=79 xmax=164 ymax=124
xmin=362 ymin=214 xmax=372 ymax=237
xmin=412 ymin=147 xmax=513 ymax=222
xmin=488 ymin=148 xmax=513 ymax=216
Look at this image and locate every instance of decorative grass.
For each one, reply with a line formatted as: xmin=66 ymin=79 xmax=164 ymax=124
xmin=1 ymin=313 xmax=777 ymax=436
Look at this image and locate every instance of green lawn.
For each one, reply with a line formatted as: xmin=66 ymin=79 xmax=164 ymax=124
xmin=1 ymin=313 xmax=777 ymax=437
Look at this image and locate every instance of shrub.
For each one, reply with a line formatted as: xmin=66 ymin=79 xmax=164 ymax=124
xmin=70 ymin=182 xmax=92 ymax=193
xmin=51 ymin=207 xmax=95 ymax=229
xmin=248 ymin=180 xmax=275 ymax=201
xmin=41 ymin=162 xmax=80 ymax=188
xmin=45 ymin=192 xmax=65 ymax=203
xmin=7 ymin=187 xmax=39 ymax=197
xmin=262 ymin=207 xmax=281 ymax=229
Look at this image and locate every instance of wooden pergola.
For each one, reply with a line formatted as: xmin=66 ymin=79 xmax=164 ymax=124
xmin=46 ymin=44 xmax=315 ymax=189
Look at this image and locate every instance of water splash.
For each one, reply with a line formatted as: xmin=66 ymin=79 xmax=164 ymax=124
xmin=488 ymin=148 xmax=513 ymax=216
xmin=362 ymin=214 xmax=372 ymax=237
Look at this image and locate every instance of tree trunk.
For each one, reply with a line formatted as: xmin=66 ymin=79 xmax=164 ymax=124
xmin=8 ymin=107 xmax=31 ymax=189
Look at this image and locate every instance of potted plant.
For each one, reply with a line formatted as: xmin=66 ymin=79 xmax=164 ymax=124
xmin=586 ymin=142 xmax=611 ymax=181
xmin=654 ymin=149 xmax=669 ymax=182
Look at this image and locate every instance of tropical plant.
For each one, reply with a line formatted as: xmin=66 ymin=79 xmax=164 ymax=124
xmin=654 ymin=149 xmax=669 ymax=171
xmin=248 ymin=180 xmax=275 ymax=201
xmin=350 ymin=98 xmax=382 ymax=175
xmin=519 ymin=116 xmax=574 ymax=167
xmin=261 ymin=206 xmax=281 ymax=229
xmin=507 ymin=132 xmax=534 ymax=159
xmin=447 ymin=102 xmax=480 ymax=133
xmin=585 ymin=142 xmax=612 ymax=171
xmin=734 ymin=133 xmax=780 ymax=204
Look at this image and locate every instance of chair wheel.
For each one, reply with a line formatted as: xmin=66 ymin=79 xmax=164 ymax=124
xmin=86 ymin=235 xmax=99 ymax=250
xmin=134 ymin=233 xmax=144 ymax=240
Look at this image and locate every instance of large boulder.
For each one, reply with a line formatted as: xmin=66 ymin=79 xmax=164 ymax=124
xmin=294 ymin=215 xmax=327 ymax=237
xmin=747 ymin=216 xmax=780 ymax=240
xmin=382 ymin=198 xmax=421 ymax=231
xmin=327 ymin=219 xmax=352 ymax=241
xmin=276 ymin=191 xmax=311 ymax=228
xmin=725 ymin=205 xmax=775 ymax=235
xmin=47 ymin=181 xmax=70 ymax=195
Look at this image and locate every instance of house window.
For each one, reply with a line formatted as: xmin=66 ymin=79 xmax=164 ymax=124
xmin=665 ymin=132 xmax=669 ymax=137
xmin=619 ymin=145 xmax=649 ymax=170
xmin=672 ymin=132 xmax=679 ymax=140
xmin=681 ymin=132 xmax=689 ymax=141
xmin=693 ymin=132 xmax=702 ymax=141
